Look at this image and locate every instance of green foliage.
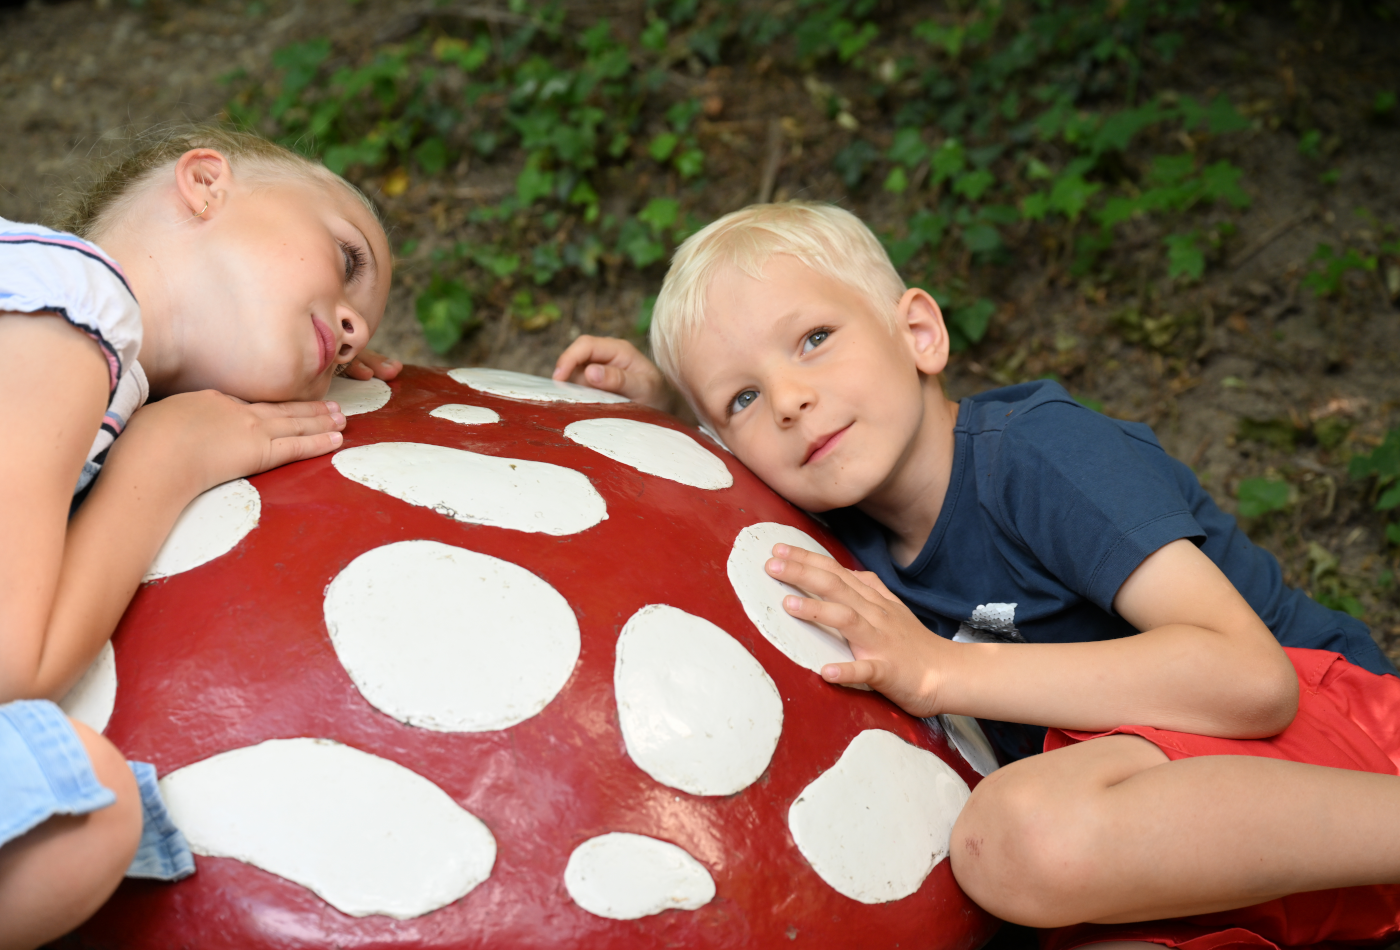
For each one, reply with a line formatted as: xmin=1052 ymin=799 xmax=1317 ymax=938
xmin=415 ymin=275 xmax=476 ymax=353
xmin=1237 ymin=478 xmax=1291 ymax=518
xmin=1350 ymin=429 xmax=1400 ymax=509
xmin=1304 ymin=243 xmax=1377 ymax=298
xmin=226 ymin=0 xmax=1261 ymax=355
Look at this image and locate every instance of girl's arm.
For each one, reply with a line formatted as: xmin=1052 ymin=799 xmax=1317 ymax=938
xmin=0 ymin=313 xmax=347 ymax=702
xmin=767 ymin=538 xmax=1298 ymax=738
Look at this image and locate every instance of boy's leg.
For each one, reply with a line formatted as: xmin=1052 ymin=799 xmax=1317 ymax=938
xmin=0 ymin=721 xmax=141 ymax=950
xmin=951 ymin=735 xmax=1400 ymax=928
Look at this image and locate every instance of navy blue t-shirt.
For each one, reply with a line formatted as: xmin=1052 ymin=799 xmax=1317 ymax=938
xmin=826 ymin=380 xmax=1395 ymax=763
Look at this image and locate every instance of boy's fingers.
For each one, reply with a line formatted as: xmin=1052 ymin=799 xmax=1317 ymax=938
xmin=767 ymin=552 xmax=883 ymax=609
xmin=583 ymin=363 xmax=628 ymax=394
xmin=853 ymin=570 xmax=902 ymax=604
xmin=553 ymin=335 xmax=619 ymax=381
xmin=782 ymin=593 xmax=866 ymax=637
xmin=820 ymin=659 xmax=879 ymax=686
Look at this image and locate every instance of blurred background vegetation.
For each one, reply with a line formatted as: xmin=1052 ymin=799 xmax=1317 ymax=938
xmin=2 ymin=0 xmax=1398 ymax=657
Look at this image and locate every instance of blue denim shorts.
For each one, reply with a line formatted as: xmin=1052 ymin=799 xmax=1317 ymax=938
xmin=0 ymin=699 xmax=194 ymax=880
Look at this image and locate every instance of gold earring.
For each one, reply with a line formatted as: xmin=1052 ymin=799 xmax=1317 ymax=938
xmin=192 ymin=200 xmax=209 ymax=218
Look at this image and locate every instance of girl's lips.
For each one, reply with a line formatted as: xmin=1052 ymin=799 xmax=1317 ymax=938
xmin=312 ymin=317 xmax=336 ymax=374
xmin=804 ymin=424 xmax=851 ymax=465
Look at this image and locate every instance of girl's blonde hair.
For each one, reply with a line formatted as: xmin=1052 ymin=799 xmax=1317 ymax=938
xmin=649 ymin=201 xmax=906 ymax=386
xmin=53 ymin=124 xmax=379 ymax=239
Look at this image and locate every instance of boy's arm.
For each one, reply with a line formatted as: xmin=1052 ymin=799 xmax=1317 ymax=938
xmin=768 ymin=538 xmax=1298 ymax=738
xmin=0 ymin=314 xmax=349 ymax=702
xmin=553 ymin=336 xmax=675 ymax=411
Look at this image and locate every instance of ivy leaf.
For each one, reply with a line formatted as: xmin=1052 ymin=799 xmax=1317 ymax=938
xmin=1236 ymin=478 xmax=1290 ymax=517
xmin=883 ymin=166 xmax=909 ymax=194
xmin=953 ymin=168 xmax=996 ymax=201
xmin=888 ymin=127 xmax=929 ymax=167
xmin=1200 ymin=161 xmax=1251 ymax=209
xmin=1205 ymin=95 xmax=1251 ymax=134
xmin=930 ymin=138 xmax=967 ymax=182
xmin=637 ymin=197 xmax=680 ymax=234
xmin=1378 ymin=483 xmax=1400 ymax=511
xmin=1164 ymin=231 xmax=1205 ymax=281
xmin=1020 ymin=191 xmax=1051 ymax=222
xmin=415 ymin=276 xmax=477 ymax=354
xmin=1048 ymin=173 xmax=1101 ymax=222
xmin=648 ymin=132 xmax=678 ymax=161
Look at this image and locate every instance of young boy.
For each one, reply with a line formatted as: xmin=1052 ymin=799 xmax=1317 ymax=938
xmin=554 ymin=201 xmax=1400 ymax=950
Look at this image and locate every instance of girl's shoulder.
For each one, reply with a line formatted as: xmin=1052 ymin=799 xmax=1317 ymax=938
xmin=0 ymin=218 xmax=142 ymax=396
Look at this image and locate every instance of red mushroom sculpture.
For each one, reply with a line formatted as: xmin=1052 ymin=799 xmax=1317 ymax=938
xmin=60 ymin=365 xmax=1000 ymax=950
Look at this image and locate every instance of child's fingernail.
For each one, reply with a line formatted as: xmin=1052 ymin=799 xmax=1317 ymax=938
xmin=766 ymin=558 xmax=784 ymax=575
xmin=784 ymin=595 xmax=800 ymax=611
xmin=331 ymin=412 xmax=346 ymax=426
xmin=773 ymin=543 xmax=789 ymax=556
xmin=821 ymin=665 xmax=839 ymax=681
xmin=325 ymin=401 xmax=340 ymax=412
xmin=329 ymin=431 xmax=343 ymax=445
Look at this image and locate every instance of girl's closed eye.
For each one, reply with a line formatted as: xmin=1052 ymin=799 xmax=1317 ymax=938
xmin=729 ymin=389 xmax=758 ymax=416
xmin=802 ymin=328 xmax=831 ymax=354
xmin=339 ymin=240 xmax=368 ymax=284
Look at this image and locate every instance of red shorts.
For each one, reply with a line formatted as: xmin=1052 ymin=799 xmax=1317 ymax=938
xmin=1040 ymin=648 xmax=1400 ymax=950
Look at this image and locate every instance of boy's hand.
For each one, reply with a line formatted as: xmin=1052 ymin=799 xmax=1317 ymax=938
xmin=766 ymin=543 xmax=948 ymax=718
xmin=344 ymin=348 xmax=402 ymax=381
xmin=119 ymin=391 xmax=346 ymax=496
xmin=553 ymin=335 xmax=673 ymax=411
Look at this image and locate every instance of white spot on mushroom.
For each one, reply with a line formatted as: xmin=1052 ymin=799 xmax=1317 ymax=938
xmin=430 ymin=404 xmax=501 ymax=426
xmin=449 ymin=367 xmax=630 ymax=404
xmin=326 ymin=376 xmax=391 ymax=415
xmin=143 ymin=479 xmax=260 ymax=581
xmin=614 ymin=605 xmax=782 ymax=796
xmin=332 ymin=442 xmax=607 ymax=536
xmin=159 ymin=738 xmax=495 ymax=919
xmin=564 ymin=832 xmax=715 ymax=920
xmin=564 ymin=418 xmax=733 ymax=490
xmin=727 ymin=523 xmax=855 ymax=675
xmin=59 ymin=641 xmax=116 ymax=734
xmin=788 ymin=730 xmax=970 ymax=904
xmin=324 ymin=540 xmax=580 ymax=732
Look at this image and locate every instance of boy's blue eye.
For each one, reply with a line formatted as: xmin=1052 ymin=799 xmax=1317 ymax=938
xmin=729 ymin=390 xmax=758 ymax=415
xmin=802 ymin=329 xmax=830 ymax=353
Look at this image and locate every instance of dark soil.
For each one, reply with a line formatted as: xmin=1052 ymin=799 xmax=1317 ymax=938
xmin=2 ymin=0 xmax=1398 ymax=663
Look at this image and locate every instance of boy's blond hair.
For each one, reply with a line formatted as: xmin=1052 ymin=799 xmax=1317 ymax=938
xmin=649 ymin=201 xmax=907 ymax=386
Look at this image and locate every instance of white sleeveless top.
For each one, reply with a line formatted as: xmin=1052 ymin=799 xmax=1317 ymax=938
xmin=0 ymin=218 xmax=148 ymax=497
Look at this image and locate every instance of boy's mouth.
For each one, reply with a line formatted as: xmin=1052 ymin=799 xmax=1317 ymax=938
xmin=312 ymin=317 xmax=336 ymax=375
xmin=803 ymin=425 xmax=850 ymax=465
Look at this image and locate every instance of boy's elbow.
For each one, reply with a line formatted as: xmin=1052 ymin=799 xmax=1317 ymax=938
xmin=1240 ymin=651 xmax=1298 ymax=737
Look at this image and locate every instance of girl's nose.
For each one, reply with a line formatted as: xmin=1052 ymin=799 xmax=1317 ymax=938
xmin=335 ymin=307 xmax=368 ymax=362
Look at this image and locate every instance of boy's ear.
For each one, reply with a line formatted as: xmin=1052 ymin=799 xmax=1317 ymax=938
xmin=173 ymin=148 xmax=234 ymax=222
xmin=896 ymin=287 xmax=951 ymax=377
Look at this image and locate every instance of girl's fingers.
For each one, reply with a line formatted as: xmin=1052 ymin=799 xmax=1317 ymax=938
xmin=265 ymin=430 xmax=344 ymax=469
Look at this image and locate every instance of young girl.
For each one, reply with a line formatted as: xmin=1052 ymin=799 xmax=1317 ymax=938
xmin=0 ymin=126 xmax=396 ymax=950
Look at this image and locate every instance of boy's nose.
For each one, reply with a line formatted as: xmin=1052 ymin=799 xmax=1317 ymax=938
xmin=770 ymin=378 xmax=816 ymax=423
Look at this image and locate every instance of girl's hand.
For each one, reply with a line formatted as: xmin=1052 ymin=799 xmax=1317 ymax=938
xmin=766 ymin=543 xmax=949 ymax=718
xmin=343 ymin=348 xmax=402 ymax=381
xmin=553 ymin=335 xmax=674 ymax=411
xmin=118 ymin=390 xmax=346 ymax=495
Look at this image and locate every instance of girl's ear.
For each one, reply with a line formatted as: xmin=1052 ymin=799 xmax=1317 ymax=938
xmin=896 ymin=286 xmax=951 ymax=377
xmin=173 ymin=148 xmax=234 ymax=221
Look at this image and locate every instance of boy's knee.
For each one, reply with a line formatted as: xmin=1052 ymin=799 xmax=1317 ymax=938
xmin=70 ymin=720 xmax=142 ymax=870
xmin=950 ymin=770 xmax=1099 ymax=927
